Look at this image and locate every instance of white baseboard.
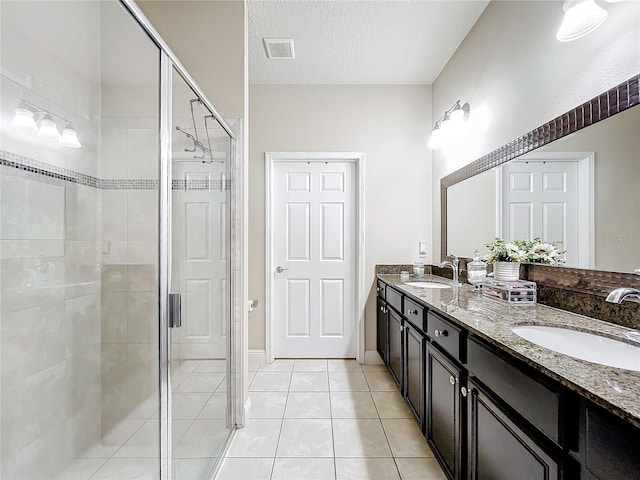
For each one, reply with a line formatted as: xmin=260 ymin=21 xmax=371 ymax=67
xmin=249 ymin=349 xmax=266 ymax=366
xmin=364 ymin=350 xmax=384 ymax=365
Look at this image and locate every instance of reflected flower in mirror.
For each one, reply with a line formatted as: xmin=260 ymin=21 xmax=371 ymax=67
xmin=484 ymin=237 xmax=565 ymax=266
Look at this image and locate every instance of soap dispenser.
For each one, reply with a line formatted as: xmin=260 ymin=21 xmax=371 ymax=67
xmin=467 ymin=249 xmax=487 ymax=289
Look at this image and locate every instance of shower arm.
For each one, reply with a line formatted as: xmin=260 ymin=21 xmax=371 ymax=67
xmin=175 ymin=126 xmax=211 ymax=160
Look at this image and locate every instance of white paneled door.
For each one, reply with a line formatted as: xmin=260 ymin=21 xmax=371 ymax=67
xmin=174 ymin=160 xmax=228 ymax=359
xmin=273 ymin=161 xmax=356 ymax=358
xmin=501 ymin=160 xmax=579 ymax=265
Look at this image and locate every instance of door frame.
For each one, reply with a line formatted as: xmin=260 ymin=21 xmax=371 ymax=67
xmin=265 ymin=152 xmax=365 ymax=363
xmin=495 ymin=151 xmax=594 ymax=268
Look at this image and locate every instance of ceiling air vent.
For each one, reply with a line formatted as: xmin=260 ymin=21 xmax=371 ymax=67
xmin=263 ymin=38 xmax=295 ymax=59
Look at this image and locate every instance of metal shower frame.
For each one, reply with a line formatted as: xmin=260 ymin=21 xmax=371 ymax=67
xmin=118 ymin=1 xmax=238 ymax=479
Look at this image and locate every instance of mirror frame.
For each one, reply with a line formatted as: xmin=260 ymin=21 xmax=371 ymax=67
xmin=441 ymin=75 xmax=639 ymax=277
xmin=441 ymin=75 xmax=640 ymax=300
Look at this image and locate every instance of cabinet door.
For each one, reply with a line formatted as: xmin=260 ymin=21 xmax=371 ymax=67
xmin=388 ymin=307 xmax=403 ymax=390
xmin=578 ymin=402 xmax=640 ymax=480
xmin=404 ymin=321 xmax=425 ymax=427
xmin=427 ymin=345 xmax=464 ymax=480
xmin=468 ymin=379 xmax=560 ymax=480
xmin=376 ymin=298 xmax=388 ymax=365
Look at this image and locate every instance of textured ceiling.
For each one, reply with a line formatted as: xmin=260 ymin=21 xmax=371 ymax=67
xmin=248 ymin=0 xmax=489 ymax=85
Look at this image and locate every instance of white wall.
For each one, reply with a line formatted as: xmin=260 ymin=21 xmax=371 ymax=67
xmin=249 ymin=85 xmax=432 ymax=352
xmin=431 ymin=0 xmax=640 ymax=262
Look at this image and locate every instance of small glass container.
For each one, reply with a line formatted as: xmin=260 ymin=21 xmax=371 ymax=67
xmin=400 ymin=270 xmax=410 ymax=281
xmin=413 ymin=260 xmax=425 ymax=278
xmin=467 ymin=249 xmax=487 ymax=289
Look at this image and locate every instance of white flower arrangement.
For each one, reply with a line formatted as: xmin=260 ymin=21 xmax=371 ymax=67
xmin=484 ymin=237 xmax=565 ymax=265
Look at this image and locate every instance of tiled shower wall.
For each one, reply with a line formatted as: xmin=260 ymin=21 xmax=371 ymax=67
xmin=0 ymin=75 xmax=103 ymax=480
xmin=1 ymin=21 xmax=160 ymax=479
xmin=99 ymin=87 xmax=160 ymax=441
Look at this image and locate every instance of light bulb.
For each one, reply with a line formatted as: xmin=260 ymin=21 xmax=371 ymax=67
xmin=38 ymin=114 xmax=61 ymax=141
xmin=11 ymin=107 xmax=39 ymax=132
xmin=450 ymin=103 xmax=465 ymax=124
xmin=557 ymin=0 xmax=607 ymax=42
xmin=428 ymin=126 xmax=444 ymax=150
xmin=440 ymin=113 xmax=452 ymax=133
xmin=59 ymin=123 xmax=82 ymax=148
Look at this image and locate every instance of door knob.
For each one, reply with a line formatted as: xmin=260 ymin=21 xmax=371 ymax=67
xmin=276 ymin=266 xmax=289 ymax=273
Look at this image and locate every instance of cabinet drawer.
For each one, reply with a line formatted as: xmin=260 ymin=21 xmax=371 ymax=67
xmin=468 ymin=337 xmax=565 ymax=446
xmin=376 ymin=280 xmax=386 ymax=300
xmin=403 ymin=296 xmax=425 ymax=330
xmin=386 ymin=286 xmax=403 ymax=313
xmin=427 ymin=311 xmax=465 ymax=363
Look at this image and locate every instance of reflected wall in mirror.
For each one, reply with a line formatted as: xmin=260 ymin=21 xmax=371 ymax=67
xmin=446 ymin=101 xmax=639 ymax=273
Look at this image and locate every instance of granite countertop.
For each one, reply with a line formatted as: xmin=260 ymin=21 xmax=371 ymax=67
xmin=377 ymin=273 xmax=640 ymax=429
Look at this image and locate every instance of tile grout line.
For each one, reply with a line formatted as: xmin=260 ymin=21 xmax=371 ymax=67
xmin=269 ymin=365 xmax=294 ymax=479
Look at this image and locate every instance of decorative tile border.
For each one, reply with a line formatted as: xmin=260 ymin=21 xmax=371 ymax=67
xmin=0 ymin=149 xmax=101 ymax=187
xmin=102 ymin=179 xmax=158 ymax=190
xmin=0 ymin=149 xmax=230 ymax=191
xmin=172 ymin=179 xmax=230 ymax=191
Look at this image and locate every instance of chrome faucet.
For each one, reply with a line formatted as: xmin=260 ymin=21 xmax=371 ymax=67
xmin=606 ymin=287 xmax=640 ymax=304
xmin=439 ymin=254 xmax=461 ymax=286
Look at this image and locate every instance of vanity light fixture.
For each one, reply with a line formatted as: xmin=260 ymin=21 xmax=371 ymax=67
xmin=429 ymin=100 xmax=470 ymax=150
xmin=557 ymin=0 xmax=608 ymax=42
xmin=10 ymin=105 xmax=39 ymax=132
xmin=11 ymin=101 xmax=82 ymax=148
xmin=37 ymin=114 xmax=62 ymax=142
xmin=59 ymin=122 xmax=82 ymax=148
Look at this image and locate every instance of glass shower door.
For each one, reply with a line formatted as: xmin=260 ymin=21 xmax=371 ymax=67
xmin=1 ymin=1 xmax=163 ymax=478
xmin=168 ymin=67 xmax=233 ymax=479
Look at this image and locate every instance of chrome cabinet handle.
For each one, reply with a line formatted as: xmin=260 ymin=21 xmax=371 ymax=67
xmin=461 ymin=386 xmax=468 ymax=397
xmin=434 ymin=329 xmax=448 ymax=338
xmin=449 ymin=375 xmax=455 ymax=385
xmin=276 ymin=266 xmax=289 ymax=273
xmin=376 ymin=286 xmax=382 ymax=292
xmin=407 ymin=309 xmax=418 ymax=316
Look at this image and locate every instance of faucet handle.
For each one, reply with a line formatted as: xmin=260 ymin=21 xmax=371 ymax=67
xmin=446 ymin=253 xmax=459 ymax=263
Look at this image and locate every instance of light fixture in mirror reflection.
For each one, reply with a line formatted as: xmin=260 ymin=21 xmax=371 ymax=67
xmin=446 ymin=104 xmax=640 ymax=273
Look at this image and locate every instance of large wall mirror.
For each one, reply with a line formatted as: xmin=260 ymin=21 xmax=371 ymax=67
xmin=443 ymin=78 xmax=640 ymax=275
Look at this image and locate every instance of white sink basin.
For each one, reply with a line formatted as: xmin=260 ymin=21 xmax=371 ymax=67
xmin=404 ymin=281 xmax=451 ymax=289
xmin=511 ymin=325 xmax=640 ymax=371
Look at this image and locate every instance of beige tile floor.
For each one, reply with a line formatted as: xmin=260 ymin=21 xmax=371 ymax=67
xmin=216 ymin=359 xmax=447 ymax=480
xmin=57 ymin=359 xmax=231 ymax=480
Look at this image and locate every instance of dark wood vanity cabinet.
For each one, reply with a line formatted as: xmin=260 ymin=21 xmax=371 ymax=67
xmin=376 ymin=297 xmax=388 ymax=365
xmin=427 ymin=344 xmax=465 ymax=480
xmin=404 ymin=320 xmax=425 ymax=426
xmin=575 ymin=401 xmax=640 ymax=480
xmin=467 ymin=378 xmax=562 ymax=480
xmin=387 ymin=306 xmax=403 ymax=389
xmin=375 ymin=279 xmax=640 ymax=480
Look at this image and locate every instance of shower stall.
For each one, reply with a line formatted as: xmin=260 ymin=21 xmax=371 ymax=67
xmin=0 ymin=1 xmax=237 ymax=479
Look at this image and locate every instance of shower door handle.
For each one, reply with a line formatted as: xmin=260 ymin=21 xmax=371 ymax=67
xmin=169 ymin=293 xmax=182 ymax=328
